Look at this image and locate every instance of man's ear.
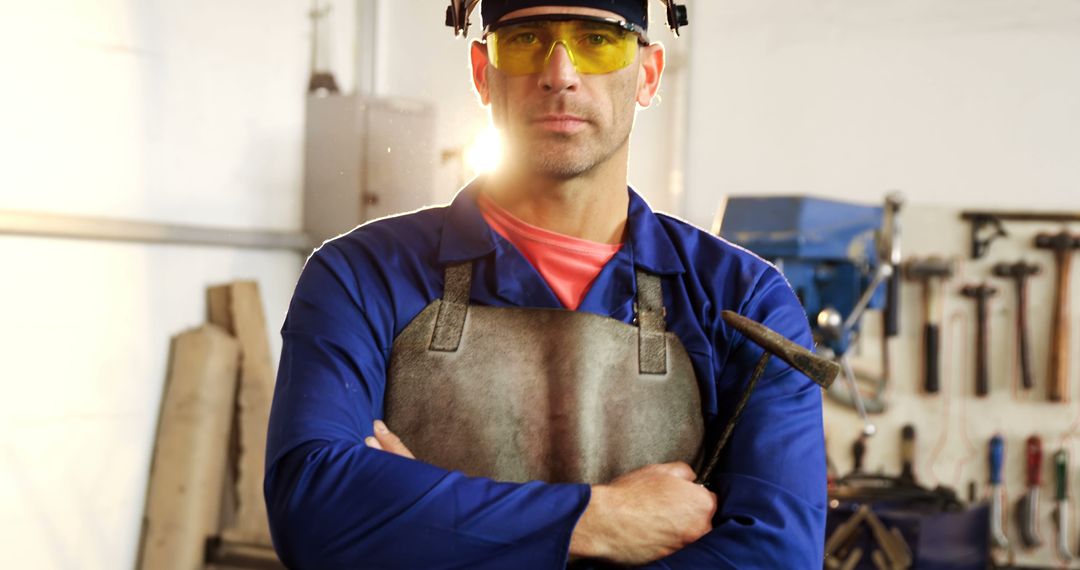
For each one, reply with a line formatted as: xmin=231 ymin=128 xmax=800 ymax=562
xmin=636 ymin=43 xmax=665 ymax=107
xmin=471 ymin=40 xmax=492 ymax=105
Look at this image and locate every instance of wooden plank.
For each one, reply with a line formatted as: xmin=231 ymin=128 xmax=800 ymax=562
xmin=205 ymin=538 xmax=286 ymax=570
xmin=208 ymin=281 xmax=276 ymax=546
xmin=137 ymin=324 xmax=240 ymax=570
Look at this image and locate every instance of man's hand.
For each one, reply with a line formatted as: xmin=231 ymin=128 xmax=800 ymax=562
xmin=366 ymin=422 xmax=714 ymax=564
xmin=364 ymin=420 xmax=415 ymax=459
xmin=569 ymin=462 xmax=717 ymax=565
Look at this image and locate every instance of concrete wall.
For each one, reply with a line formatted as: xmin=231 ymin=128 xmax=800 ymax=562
xmin=0 ymin=1 xmax=349 ymax=566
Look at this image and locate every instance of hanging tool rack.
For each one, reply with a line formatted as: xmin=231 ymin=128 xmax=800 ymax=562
xmin=961 ymin=210 xmax=1080 ymax=260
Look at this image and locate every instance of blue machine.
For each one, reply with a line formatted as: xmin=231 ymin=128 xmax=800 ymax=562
xmin=718 ymin=194 xmax=903 ymax=428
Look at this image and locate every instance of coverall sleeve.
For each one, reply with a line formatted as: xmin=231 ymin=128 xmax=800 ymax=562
xmin=645 ymin=268 xmax=827 ymax=569
xmin=264 ymin=244 xmax=591 ymax=569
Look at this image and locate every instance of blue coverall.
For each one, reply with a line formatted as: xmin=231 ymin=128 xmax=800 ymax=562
xmin=265 ymin=185 xmax=826 ymax=569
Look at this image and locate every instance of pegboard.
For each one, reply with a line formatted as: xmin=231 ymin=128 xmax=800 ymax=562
xmin=824 ymin=203 xmax=1080 ymax=568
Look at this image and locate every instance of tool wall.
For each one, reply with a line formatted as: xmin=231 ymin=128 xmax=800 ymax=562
xmin=824 ymin=203 xmax=1080 ymax=568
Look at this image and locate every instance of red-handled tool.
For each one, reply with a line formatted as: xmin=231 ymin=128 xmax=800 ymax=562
xmin=1016 ymin=435 xmax=1043 ymax=548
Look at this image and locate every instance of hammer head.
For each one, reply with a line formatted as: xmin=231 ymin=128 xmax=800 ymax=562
xmin=721 ymin=310 xmax=840 ymax=389
xmin=903 ymin=256 xmax=955 ymax=282
xmin=961 ymin=283 xmax=998 ymax=299
xmin=992 ymin=260 xmax=1041 ymax=280
xmin=1034 ymin=231 xmax=1080 ymax=251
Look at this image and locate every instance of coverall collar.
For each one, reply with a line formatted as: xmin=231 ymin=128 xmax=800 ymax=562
xmin=437 ymin=177 xmax=687 ymax=276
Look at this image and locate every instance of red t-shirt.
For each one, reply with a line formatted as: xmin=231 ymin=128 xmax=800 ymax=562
xmin=477 ymin=193 xmax=623 ymax=310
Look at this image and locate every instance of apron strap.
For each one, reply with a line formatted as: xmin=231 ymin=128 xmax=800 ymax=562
xmin=635 ymin=270 xmax=668 ymax=375
xmin=429 ymin=261 xmax=472 ymax=352
xmin=430 ymin=261 xmax=670 ymax=371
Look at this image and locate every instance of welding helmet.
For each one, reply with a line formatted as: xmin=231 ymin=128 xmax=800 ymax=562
xmin=445 ymin=0 xmax=689 ymax=38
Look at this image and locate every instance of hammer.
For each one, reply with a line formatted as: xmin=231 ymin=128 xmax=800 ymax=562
xmin=696 ymin=311 xmax=841 ymax=486
xmin=992 ymin=260 xmax=1041 ymax=390
xmin=961 ymin=283 xmax=998 ymax=397
xmin=903 ymin=257 xmax=955 ymax=394
xmin=1034 ymin=231 xmax=1080 ymax=402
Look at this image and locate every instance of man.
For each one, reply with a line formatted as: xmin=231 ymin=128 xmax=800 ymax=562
xmin=265 ymin=1 xmax=826 ymax=568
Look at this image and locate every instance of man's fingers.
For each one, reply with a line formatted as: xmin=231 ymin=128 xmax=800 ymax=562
xmin=655 ymin=461 xmax=697 ymax=481
xmin=373 ymin=420 xmax=416 ymax=459
xmin=364 ymin=436 xmax=383 ymax=450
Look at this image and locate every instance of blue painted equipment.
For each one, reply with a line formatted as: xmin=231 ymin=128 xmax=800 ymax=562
xmin=718 ymin=194 xmax=904 ymax=431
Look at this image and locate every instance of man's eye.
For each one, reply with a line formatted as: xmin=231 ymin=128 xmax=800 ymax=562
xmin=584 ymin=34 xmax=611 ymax=46
xmin=508 ymin=32 xmax=538 ymax=45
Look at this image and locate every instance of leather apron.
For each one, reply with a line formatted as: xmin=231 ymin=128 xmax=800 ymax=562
xmin=384 ymin=261 xmax=704 ymax=485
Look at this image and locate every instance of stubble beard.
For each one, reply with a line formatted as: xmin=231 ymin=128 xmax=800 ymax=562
xmin=488 ymin=70 xmax=638 ymax=181
xmin=509 ymin=125 xmax=631 ymax=180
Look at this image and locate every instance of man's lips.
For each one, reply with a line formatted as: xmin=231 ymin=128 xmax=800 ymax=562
xmin=531 ymin=114 xmax=590 ymax=134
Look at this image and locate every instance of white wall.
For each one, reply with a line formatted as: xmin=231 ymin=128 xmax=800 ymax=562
xmin=683 ymin=0 xmax=1080 ymax=228
xmin=0 ymin=239 xmax=298 ymax=569
xmin=0 ymin=1 xmax=342 ymax=567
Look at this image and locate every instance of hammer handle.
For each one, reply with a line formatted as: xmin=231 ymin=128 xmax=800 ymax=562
xmin=975 ymin=296 xmax=990 ymax=397
xmin=924 ymin=323 xmax=940 ymax=394
xmin=1017 ymin=279 xmax=1034 ymax=390
xmin=1050 ymin=250 xmax=1073 ymax=402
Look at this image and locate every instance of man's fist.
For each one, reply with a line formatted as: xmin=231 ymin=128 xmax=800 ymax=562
xmin=570 ymin=462 xmax=717 ymax=565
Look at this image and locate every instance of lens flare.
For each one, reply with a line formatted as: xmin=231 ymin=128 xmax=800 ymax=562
xmin=465 ymin=127 xmax=503 ymax=175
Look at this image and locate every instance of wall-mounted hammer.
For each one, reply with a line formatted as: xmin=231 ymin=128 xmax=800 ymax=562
xmin=1034 ymin=231 xmax=1080 ymax=402
xmin=960 ymin=282 xmax=998 ymax=397
xmin=992 ymin=261 xmax=1041 ymax=390
xmin=903 ymin=257 xmax=955 ymax=394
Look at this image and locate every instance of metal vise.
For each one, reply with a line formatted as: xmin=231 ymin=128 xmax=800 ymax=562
xmin=716 ymin=193 xmax=904 ymax=435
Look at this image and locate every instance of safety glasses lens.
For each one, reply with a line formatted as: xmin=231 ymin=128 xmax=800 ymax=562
xmin=488 ymin=20 xmax=639 ymax=76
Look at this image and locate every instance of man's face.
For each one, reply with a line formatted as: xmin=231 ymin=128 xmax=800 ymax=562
xmin=471 ymin=6 xmax=664 ymax=180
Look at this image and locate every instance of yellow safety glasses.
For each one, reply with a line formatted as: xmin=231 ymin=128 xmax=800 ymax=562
xmin=485 ymin=15 xmax=648 ymax=76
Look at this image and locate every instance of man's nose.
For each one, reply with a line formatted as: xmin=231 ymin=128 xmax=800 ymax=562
xmin=538 ymin=42 xmax=581 ymax=93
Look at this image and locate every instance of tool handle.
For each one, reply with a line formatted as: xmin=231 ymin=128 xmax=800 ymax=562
xmin=853 ymin=436 xmax=866 ymax=473
xmin=900 ymin=424 xmax=916 ymax=483
xmin=924 ymin=323 xmax=940 ymax=394
xmin=1056 ymin=449 xmax=1068 ymax=501
xmin=884 ymin=269 xmax=900 ymax=337
xmin=975 ymin=296 xmax=990 ymax=397
xmin=990 ymin=434 xmax=1005 ymax=484
xmin=1049 ymin=250 xmax=1072 ymax=402
xmin=1026 ymin=436 xmax=1043 ymax=486
xmin=1017 ymin=280 xmax=1034 ymax=390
